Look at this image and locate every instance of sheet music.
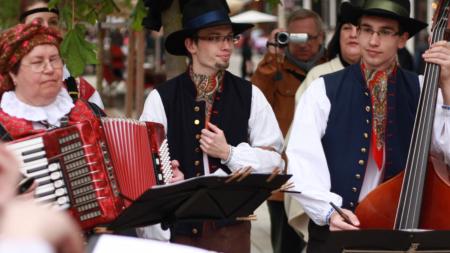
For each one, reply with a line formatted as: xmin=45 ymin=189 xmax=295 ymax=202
xmin=90 ymin=234 xmax=216 ymax=253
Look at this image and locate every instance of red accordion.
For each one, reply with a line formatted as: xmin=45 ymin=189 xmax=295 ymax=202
xmin=8 ymin=118 xmax=173 ymax=231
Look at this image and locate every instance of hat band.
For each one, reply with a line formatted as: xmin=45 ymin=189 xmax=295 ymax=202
xmin=364 ymin=0 xmax=409 ymax=17
xmin=20 ymin=7 xmax=59 ymax=22
xmin=185 ymin=10 xmax=230 ymax=30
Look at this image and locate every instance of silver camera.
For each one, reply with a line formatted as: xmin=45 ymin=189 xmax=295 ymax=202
xmin=276 ymin=32 xmax=308 ymax=46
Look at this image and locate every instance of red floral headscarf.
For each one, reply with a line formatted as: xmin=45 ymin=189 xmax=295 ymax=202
xmin=0 ymin=22 xmax=62 ymax=96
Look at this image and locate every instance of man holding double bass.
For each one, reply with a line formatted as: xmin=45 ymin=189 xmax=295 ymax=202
xmin=286 ymin=0 xmax=450 ymax=252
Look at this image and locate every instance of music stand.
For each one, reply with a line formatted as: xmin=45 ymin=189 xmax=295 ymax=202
xmin=108 ymin=173 xmax=291 ymax=231
xmin=323 ymin=230 xmax=450 ymax=253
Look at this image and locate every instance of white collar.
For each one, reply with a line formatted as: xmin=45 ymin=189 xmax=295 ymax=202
xmin=1 ymin=89 xmax=75 ymax=127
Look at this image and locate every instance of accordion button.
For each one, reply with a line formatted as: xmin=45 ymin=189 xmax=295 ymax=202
xmin=194 ymin=106 xmax=200 ymax=112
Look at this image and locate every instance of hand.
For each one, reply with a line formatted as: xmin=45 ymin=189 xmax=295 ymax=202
xmin=0 ymin=200 xmax=84 ymax=253
xmin=169 ymin=160 xmax=184 ymax=183
xmin=267 ymin=28 xmax=287 ymax=55
xmin=329 ymin=208 xmax=360 ymax=231
xmin=200 ymin=122 xmax=229 ymax=160
xmin=422 ymin=40 xmax=450 ymax=104
xmin=0 ymin=144 xmax=21 ymax=207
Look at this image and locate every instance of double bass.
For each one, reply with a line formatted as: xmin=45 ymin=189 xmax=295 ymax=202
xmin=355 ymin=0 xmax=450 ymax=230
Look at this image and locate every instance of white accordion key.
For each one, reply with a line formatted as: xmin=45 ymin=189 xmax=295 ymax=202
xmin=55 ymin=188 xmax=67 ymax=197
xmin=22 ymin=150 xmax=46 ymax=163
xmin=22 ymin=158 xmax=48 ymax=174
xmin=48 ymin=163 xmax=61 ymax=172
xmin=27 ymin=166 xmax=50 ymax=179
xmin=50 ymin=171 xmax=62 ymax=181
xmin=35 ymin=184 xmax=55 ymax=197
xmin=57 ymin=196 xmax=70 ymax=205
xmin=53 ymin=180 xmax=65 ymax=188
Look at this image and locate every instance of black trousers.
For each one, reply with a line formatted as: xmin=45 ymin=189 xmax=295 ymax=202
xmin=267 ymin=200 xmax=306 ymax=253
xmin=306 ymin=220 xmax=333 ymax=253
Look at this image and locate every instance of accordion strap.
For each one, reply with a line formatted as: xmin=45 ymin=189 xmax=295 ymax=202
xmin=0 ymin=122 xmax=13 ymax=141
xmin=86 ymin=101 xmax=106 ymax=117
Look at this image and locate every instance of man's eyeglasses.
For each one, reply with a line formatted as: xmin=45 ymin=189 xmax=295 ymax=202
xmin=194 ymin=34 xmax=241 ymax=44
xmin=21 ymin=57 xmax=64 ymax=73
xmin=358 ymin=26 xmax=401 ymax=39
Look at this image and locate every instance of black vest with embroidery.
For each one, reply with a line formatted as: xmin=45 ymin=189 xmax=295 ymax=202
xmin=321 ymin=64 xmax=420 ymax=210
xmin=157 ymin=71 xmax=252 ymax=179
xmin=157 ymin=71 xmax=252 ymax=237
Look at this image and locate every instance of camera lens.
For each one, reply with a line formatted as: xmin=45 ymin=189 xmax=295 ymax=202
xmin=276 ymin=32 xmax=290 ymax=45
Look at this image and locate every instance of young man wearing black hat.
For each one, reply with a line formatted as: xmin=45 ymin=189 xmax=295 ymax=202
xmin=286 ymin=0 xmax=450 ymax=252
xmin=140 ymin=0 xmax=284 ymax=252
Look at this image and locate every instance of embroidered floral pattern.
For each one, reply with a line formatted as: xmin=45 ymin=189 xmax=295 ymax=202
xmin=362 ymin=62 xmax=397 ymax=169
xmin=189 ymin=65 xmax=224 ymax=121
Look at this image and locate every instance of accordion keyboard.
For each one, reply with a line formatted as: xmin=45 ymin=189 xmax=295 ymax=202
xmin=9 ymin=136 xmax=71 ymax=209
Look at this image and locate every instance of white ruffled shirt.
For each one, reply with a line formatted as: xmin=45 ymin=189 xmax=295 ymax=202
xmin=1 ymin=89 xmax=75 ymax=129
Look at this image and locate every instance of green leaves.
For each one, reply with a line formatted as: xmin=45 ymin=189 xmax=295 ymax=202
xmin=130 ymin=0 xmax=147 ymax=31
xmin=266 ymin=0 xmax=282 ymax=8
xmin=61 ymin=25 xmax=98 ymax=77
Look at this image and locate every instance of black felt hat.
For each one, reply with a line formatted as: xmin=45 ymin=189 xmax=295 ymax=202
xmin=165 ymin=0 xmax=253 ymax=56
xmin=340 ymin=0 xmax=428 ymax=38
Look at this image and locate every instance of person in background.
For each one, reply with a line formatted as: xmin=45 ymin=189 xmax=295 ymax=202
xmin=284 ymin=0 xmax=362 ymax=245
xmin=240 ymin=31 xmax=253 ymax=79
xmin=0 ymin=143 xmax=84 ymax=253
xmin=140 ymin=0 xmax=284 ymax=252
xmin=251 ymin=8 xmax=327 ymax=253
xmin=295 ymin=3 xmax=362 ymax=102
xmin=286 ymin=1 xmax=450 ymax=252
xmin=19 ymin=0 xmax=104 ymax=109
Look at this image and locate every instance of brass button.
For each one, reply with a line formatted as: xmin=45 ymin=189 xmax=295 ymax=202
xmin=194 ymin=106 xmax=200 ymax=112
xmin=194 ymin=160 xmax=200 ymax=166
xmin=363 ymin=133 xmax=369 ymax=139
xmin=355 ymin=174 xmax=361 ymax=179
xmin=364 ymin=92 xmax=369 ymax=96
xmin=365 ymin=106 xmax=371 ymax=112
xmin=349 ymin=202 xmax=355 ymax=207
xmin=358 ymin=160 xmax=365 ymax=166
xmin=194 ymin=119 xmax=200 ymax=125
xmin=352 ymin=187 xmax=357 ymax=192
xmin=192 ymin=228 xmax=198 ymax=234
xmin=196 ymin=134 xmax=201 ymax=140
xmin=361 ymin=148 xmax=367 ymax=153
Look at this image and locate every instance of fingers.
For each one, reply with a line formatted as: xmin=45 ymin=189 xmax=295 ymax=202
xmin=329 ymin=209 xmax=360 ymax=231
xmin=170 ymin=159 xmax=180 ymax=168
xmin=169 ymin=160 xmax=184 ymax=183
xmin=0 ymin=145 xmax=21 ymax=206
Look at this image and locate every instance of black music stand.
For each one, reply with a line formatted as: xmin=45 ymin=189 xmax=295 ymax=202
xmin=108 ymin=173 xmax=291 ymax=231
xmin=322 ymin=230 xmax=450 ymax=253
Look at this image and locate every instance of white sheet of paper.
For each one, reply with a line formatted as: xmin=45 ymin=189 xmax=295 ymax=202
xmin=91 ymin=234 xmax=216 ymax=253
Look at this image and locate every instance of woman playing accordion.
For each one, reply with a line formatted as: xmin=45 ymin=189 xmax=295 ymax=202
xmin=0 ymin=23 xmax=183 ymax=231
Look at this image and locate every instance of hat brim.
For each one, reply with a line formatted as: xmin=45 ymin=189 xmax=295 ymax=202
xmin=165 ymin=21 xmax=253 ymax=56
xmin=340 ymin=2 xmax=428 ymax=38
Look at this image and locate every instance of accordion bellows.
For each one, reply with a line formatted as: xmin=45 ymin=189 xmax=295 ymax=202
xmin=8 ymin=118 xmax=173 ymax=231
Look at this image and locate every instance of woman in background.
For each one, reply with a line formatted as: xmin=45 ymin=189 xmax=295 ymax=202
xmin=19 ymin=0 xmax=105 ymax=109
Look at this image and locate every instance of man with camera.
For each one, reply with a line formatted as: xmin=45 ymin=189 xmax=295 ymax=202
xmin=251 ymin=8 xmax=327 ymax=253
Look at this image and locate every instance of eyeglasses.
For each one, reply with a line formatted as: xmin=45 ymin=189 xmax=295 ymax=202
xmin=194 ymin=34 xmax=241 ymax=44
xmin=21 ymin=57 xmax=64 ymax=73
xmin=358 ymin=26 xmax=400 ymax=39
xmin=306 ymin=34 xmax=320 ymax=42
